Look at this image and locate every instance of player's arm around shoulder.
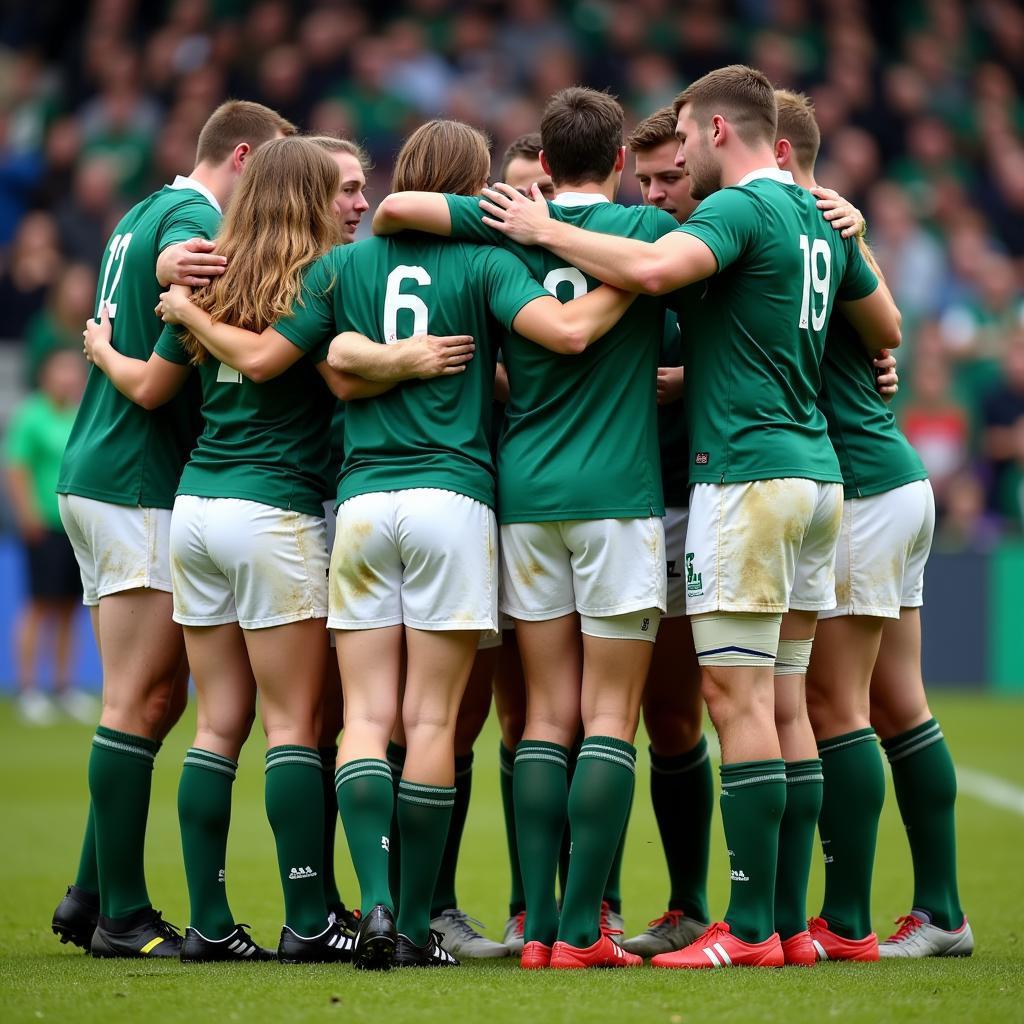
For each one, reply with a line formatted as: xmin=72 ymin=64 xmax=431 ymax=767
xmin=326 ymin=331 xmax=476 ymax=393
xmin=373 ymin=192 xmax=453 ymax=237
xmin=837 ymin=237 xmax=902 ymax=352
xmin=156 ymin=200 xmax=225 ymax=287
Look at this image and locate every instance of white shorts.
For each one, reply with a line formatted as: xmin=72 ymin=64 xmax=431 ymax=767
xmin=170 ymin=495 xmax=328 ymax=629
xmin=664 ymin=506 xmax=689 ymax=619
xmin=58 ymin=493 xmax=172 ymax=607
xmin=478 ymin=615 xmax=514 ymax=650
xmin=329 ymin=488 xmax=498 ymax=632
xmin=685 ymin=479 xmax=843 ymax=615
xmin=819 ymin=480 xmax=935 ymax=620
xmin=500 ymin=517 xmax=667 ymax=620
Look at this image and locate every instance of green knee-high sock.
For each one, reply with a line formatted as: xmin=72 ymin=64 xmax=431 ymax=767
xmin=89 ymin=726 xmax=159 ymax=920
xmin=650 ymin=738 xmax=713 ymax=921
xmin=602 ymin=788 xmax=631 ymax=914
xmin=335 ymin=759 xmax=394 ymax=916
xmin=514 ymin=740 xmax=569 ymax=945
xmin=499 ymin=743 xmax=525 ymax=916
xmin=396 ymin=780 xmax=455 ymax=946
xmin=386 ymin=742 xmax=406 ymax=912
xmin=558 ymin=737 xmax=582 ymax=902
xmin=430 ymin=752 xmax=473 ymax=918
xmin=882 ymin=719 xmax=964 ymax=930
xmin=558 ymin=737 xmax=637 ymax=948
xmin=265 ymin=746 xmax=329 ymax=936
xmin=178 ymin=748 xmax=237 ymax=938
xmin=319 ymin=745 xmax=343 ymax=911
xmin=774 ymin=759 xmax=824 ymax=940
xmin=817 ymin=729 xmax=885 ymax=939
xmin=719 ymin=759 xmax=787 ymax=943
xmin=73 ymin=804 xmax=99 ymax=896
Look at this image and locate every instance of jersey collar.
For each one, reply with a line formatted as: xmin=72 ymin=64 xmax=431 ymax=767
xmin=736 ymin=167 xmax=795 ymax=188
xmin=552 ymin=191 xmax=610 ymax=207
xmin=170 ymin=174 xmax=222 ymax=214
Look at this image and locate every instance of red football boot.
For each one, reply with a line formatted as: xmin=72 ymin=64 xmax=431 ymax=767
xmin=808 ymin=917 xmax=879 ymax=962
xmin=520 ymin=941 xmax=552 ymax=969
xmin=549 ymin=933 xmax=642 ymax=969
xmin=651 ymin=921 xmax=784 ymax=969
xmin=780 ymin=929 xmax=817 ymax=966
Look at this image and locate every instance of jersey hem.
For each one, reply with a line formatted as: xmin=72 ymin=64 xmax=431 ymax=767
xmin=55 ymin=485 xmax=175 ymax=510
xmin=338 ymin=480 xmax=495 ymax=510
xmin=843 ymin=470 xmax=929 ymax=500
xmin=688 ymin=471 xmax=843 ymax=485
xmin=499 ymin=504 xmax=666 ymax=524
xmin=174 ymin=486 xmax=327 ymax=520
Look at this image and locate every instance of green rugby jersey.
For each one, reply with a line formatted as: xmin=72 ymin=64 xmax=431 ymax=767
xmin=58 ymin=177 xmax=220 ymax=508
xmin=659 ymin=312 xmax=689 ymax=508
xmin=446 ymin=192 xmax=677 ymax=523
xmin=154 ymin=321 xmax=336 ymax=519
xmin=274 ymin=236 xmax=548 ymax=508
xmin=672 ymin=169 xmax=878 ymax=484
xmin=818 ymin=317 xmax=926 ymax=499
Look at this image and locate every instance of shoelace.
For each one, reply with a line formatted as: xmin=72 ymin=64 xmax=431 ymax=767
xmin=442 ymin=909 xmax=488 ymax=939
xmin=599 ymin=903 xmax=623 ymax=938
xmin=648 ymin=909 xmax=685 ymax=932
xmin=153 ymin=911 xmax=182 ymax=939
xmin=697 ymin=922 xmax=729 ymax=945
xmin=887 ymin=915 xmax=923 ymax=943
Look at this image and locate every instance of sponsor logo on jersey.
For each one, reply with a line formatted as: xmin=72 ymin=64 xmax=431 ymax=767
xmin=288 ymin=866 xmax=318 ymax=880
xmin=695 ymin=452 xmax=710 ymax=465
xmin=381 ymin=835 xmax=390 ymax=853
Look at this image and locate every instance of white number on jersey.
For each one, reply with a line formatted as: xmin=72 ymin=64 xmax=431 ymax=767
xmin=383 ymin=265 xmax=431 ymax=343
xmin=97 ymin=232 xmax=134 ymax=318
xmin=798 ymin=234 xmax=831 ymax=331
xmin=543 ymin=266 xmax=588 ymax=300
xmin=216 ymin=361 xmax=243 ymax=383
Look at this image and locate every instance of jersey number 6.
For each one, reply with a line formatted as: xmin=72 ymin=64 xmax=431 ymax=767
xmin=383 ymin=265 xmax=431 ymax=343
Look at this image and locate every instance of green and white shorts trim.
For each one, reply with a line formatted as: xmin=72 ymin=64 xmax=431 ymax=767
xmin=170 ymin=495 xmax=328 ymax=629
xmin=819 ymin=480 xmax=934 ymax=620
xmin=685 ymin=480 xmax=842 ymax=615
xmin=58 ymin=494 xmax=173 ymax=607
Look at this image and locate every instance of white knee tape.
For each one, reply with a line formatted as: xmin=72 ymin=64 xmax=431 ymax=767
xmin=691 ymin=612 xmax=782 ymax=666
xmin=580 ymin=608 xmax=661 ymax=642
xmin=774 ymin=638 xmax=814 ymax=677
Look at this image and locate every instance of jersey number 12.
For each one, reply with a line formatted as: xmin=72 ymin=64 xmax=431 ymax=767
xmin=97 ymin=232 xmax=133 ymax=318
xmin=798 ymin=234 xmax=831 ymax=332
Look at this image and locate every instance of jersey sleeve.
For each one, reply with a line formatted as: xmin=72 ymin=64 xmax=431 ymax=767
xmin=445 ymin=194 xmax=508 ymax=246
xmin=650 ymin=207 xmax=682 ymax=240
xmin=675 ymin=186 xmax=761 ymax=272
xmin=837 ymin=240 xmax=879 ymax=301
xmin=158 ymin=199 xmax=221 ymax=250
xmin=273 ymin=255 xmax=339 ymax=353
xmin=153 ymin=323 xmax=191 ymax=365
xmin=479 ymin=247 xmax=550 ymax=330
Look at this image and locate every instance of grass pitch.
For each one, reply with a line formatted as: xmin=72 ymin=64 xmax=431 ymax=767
xmin=2 ymin=693 xmax=1022 ymax=1024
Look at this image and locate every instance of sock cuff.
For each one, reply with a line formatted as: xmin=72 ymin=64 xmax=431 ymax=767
xmin=785 ymin=758 xmax=823 ymax=784
xmin=398 ymin=779 xmax=456 ymax=808
xmin=265 ymin=745 xmax=322 ymax=773
xmin=334 ymin=758 xmax=392 ymax=789
xmin=720 ymin=758 xmax=786 ymax=790
xmin=515 ymin=740 xmax=569 ymax=769
xmin=650 ymin=735 xmax=710 ymax=775
xmin=499 ymin=742 xmax=515 ymax=775
xmin=881 ymin=718 xmax=943 ymax=763
xmin=578 ymin=736 xmax=637 ymax=772
xmin=386 ymin=741 xmax=407 ymax=773
xmin=817 ymin=727 xmax=878 ymax=756
xmin=93 ymin=726 xmax=158 ymax=762
xmin=183 ymin=747 xmax=238 ymax=778
xmin=318 ymin=745 xmax=339 ymax=769
xmin=455 ymin=752 xmax=474 ymax=777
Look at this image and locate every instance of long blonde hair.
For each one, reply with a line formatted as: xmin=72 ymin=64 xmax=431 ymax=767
xmin=392 ymin=120 xmax=491 ymax=196
xmin=182 ymin=135 xmax=341 ymax=363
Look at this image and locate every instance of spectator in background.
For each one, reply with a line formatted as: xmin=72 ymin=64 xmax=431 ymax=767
xmin=982 ymin=335 xmax=1024 ymax=517
xmin=934 ymin=470 xmax=1003 ymax=551
xmin=24 ymin=263 xmax=96 ymax=388
xmin=54 ymin=155 xmax=121 ymax=267
xmin=0 ymin=211 xmax=64 ymax=341
xmin=4 ymin=348 xmax=91 ymax=725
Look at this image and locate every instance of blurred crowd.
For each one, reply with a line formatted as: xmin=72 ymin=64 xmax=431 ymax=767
xmin=1 ymin=0 xmax=1023 ymax=547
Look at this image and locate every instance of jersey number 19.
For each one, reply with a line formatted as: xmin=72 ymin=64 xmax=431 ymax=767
xmin=798 ymin=234 xmax=831 ymax=332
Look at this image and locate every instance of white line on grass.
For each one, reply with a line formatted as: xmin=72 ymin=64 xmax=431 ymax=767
xmin=956 ymin=766 xmax=1024 ymax=817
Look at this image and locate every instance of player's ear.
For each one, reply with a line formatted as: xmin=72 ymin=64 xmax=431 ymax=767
xmin=232 ymin=142 xmax=251 ymax=172
xmin=613 ymin=146 xmax=626 ymax=173
xmin=539 ymin=150 xmax=553 ymax=177
xmin=711 ymin=114 xmax=727 ymax=146
xmin=774 ymin=138 xmax=791 ymax=169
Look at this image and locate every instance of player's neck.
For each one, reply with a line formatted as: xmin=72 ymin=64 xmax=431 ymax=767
xmin=186 ymin=163 xmax=231 ymax=210
xmin=788 ymin=163 xmax=816 ymax=190
xmin=551 ymin=177 xmax=616 ymax=203
xmin=719 ymin=144 xmax=783 ymax=188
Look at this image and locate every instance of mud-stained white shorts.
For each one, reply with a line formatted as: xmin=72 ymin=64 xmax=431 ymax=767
xmin=685 ymin=479 xmax=843 ymax=615
xmin=170 ymin=495 xmax=328 ymax=629
xmin=818 ymin=480 xmax=935 ymax=620
xmin=500 ymin=516 xmax=667 ymax=621
xmin=58 ymin=494 xmax=172 ymax=606
xmin=663 ymin=506 xmax=689 ymax=619
xmin=329 ymin=488 xmax=498 ymax=632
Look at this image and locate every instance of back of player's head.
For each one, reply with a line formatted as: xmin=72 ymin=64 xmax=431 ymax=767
xmin=773 ymin=90 xmax=821 ymax=172
xmin=306 ymin=134 xmax=372 ymax=172
xmin=627 ymin=107 xmax=678 ymax=154
xmin=392 ymin=120 xmax=491 ymax=196
xmin=500 ymin=132 xmax=543 ymax=179
xmin=674 ymin=65 xmax=777 ymax=148
xmin=540 ymin=87 xmax=624 ymax=186
xmin=195 ymin=100 xmax=297 ymax=166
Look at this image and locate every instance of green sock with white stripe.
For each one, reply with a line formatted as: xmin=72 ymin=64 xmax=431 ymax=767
xmin=499 ymin=743 xmax=525 ymax=916
xmin=558 ymin=736 xmax=637 ymax=948
xmin=882 ymin=718 xmax=963 ymax=931
xmin=386 ymin=742 xmax=406 ymax=912
xmin=817 ymin=728 xmax=885 ymax=939
xmin=335 ymin=758 xmax=395 ymax=916
xmin=73 ymin=804 xmax=99 ymax=896
xmin=265 ymin=745 xmax=329 ymax=936
xmin=774 ymin=759 xmax=824 ymax=939
xmin=396 ymin=779 xmax=455 ymax=946
xmin=88 ymin=726 xmax=159 ymax=920
xmin=431 ymin=752 xmax=474 ymax=917
xmin=514 ymin=740 xmax=569 ymax=945
xmin=719 ymin=759 xmax=787 ymax=943
xmin=178 ymin=748 xmax=238 ymax=939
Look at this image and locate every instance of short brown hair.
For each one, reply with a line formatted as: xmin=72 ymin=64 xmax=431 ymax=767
xmin=500 ymin=132 xmax=542 ymax=179
xmin=392 ymin=120 xmax=491 ymax=195
xmin=773 ymin=89 xmax=821 ymax=171
xmin=196 ymin=100 xmax=297 ymax=165
xmin=674 ymin=65 xmax=777 ymax=148
xmin=540 ymin=87 xmax=623 ymax=186
xmin=306 ymin=134 xmax=372 ymax=172
xmin=627 ymin=107 xmax=678 ymax=153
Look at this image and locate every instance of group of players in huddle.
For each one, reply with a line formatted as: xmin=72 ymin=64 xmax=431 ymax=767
xmin=48 ymin=63 xmax=972 ymax=972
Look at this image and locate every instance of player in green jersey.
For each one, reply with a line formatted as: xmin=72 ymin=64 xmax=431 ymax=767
xmin=51 ymin=101 xmax=294 ymax=960
xmin=480 ymin=66 xmax=902 ymax=970
xmin=774 ymin=91 xmax=973 ymax=962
